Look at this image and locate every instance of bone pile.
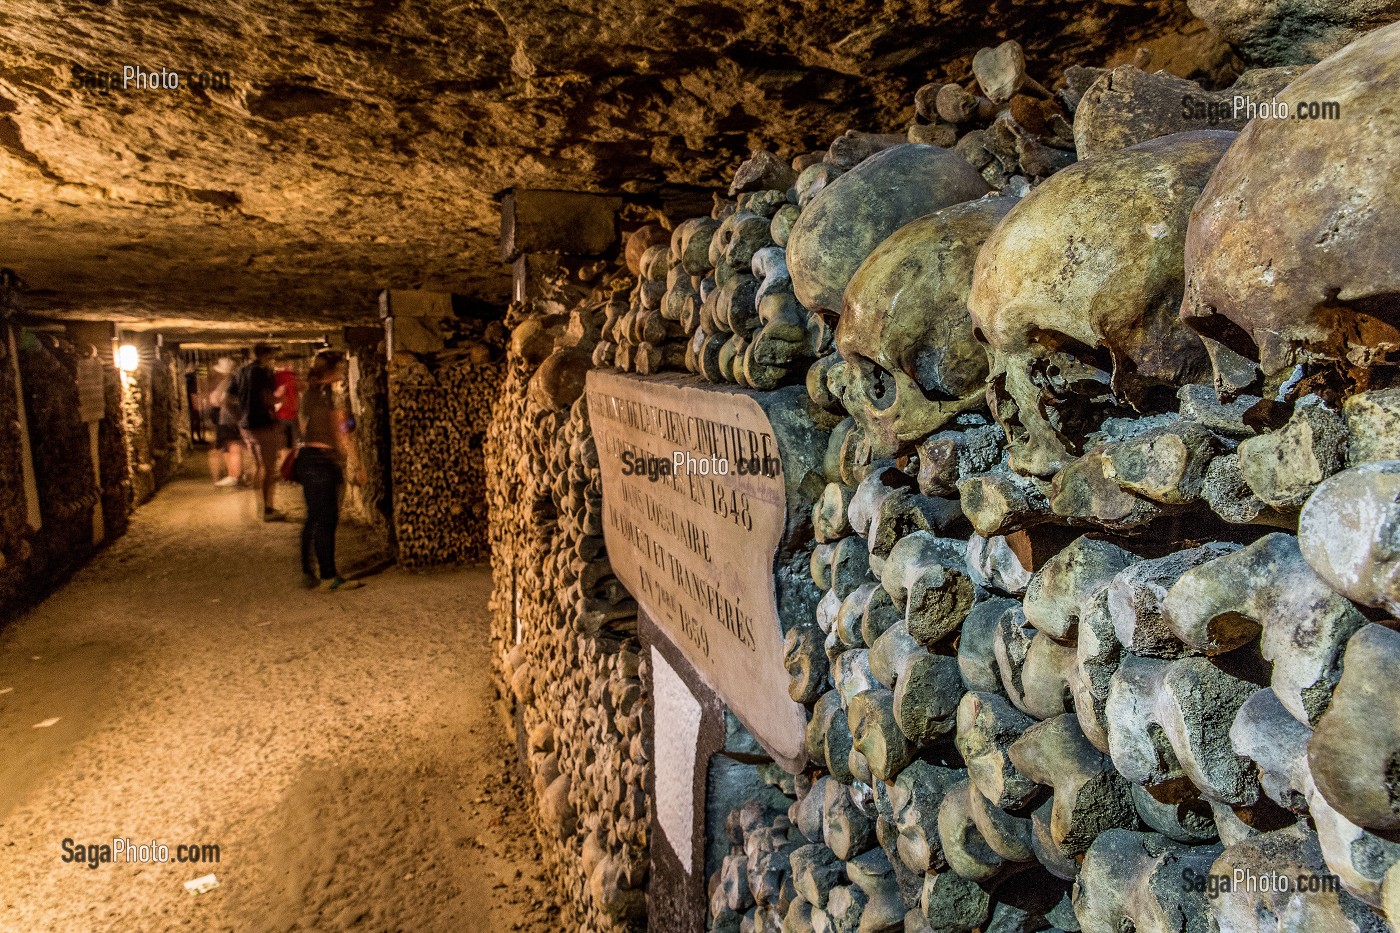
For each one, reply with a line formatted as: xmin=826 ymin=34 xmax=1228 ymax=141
xmin=593 ymin=39 xmax=1090 ymax=391
xmin=488 ymin=264 xmax=650 ymax=932
xmin=388 ymin=351 xmax=501 ymax=567
xmin=703 ymin=21 xmax=1400 ymax=933
xmin=119 ymin=354 xmax=157 ymax=504
xmin=18 ymin=332 xmax=105 ymax=523
xmin=156 ymin=355 xmax=189 ymax=484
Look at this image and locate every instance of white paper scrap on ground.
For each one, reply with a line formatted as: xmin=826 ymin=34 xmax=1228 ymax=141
xmin=32 ymin=717 xmax=60 ymax=728
xmin=184 ymin=874 xmax=219 ymax=895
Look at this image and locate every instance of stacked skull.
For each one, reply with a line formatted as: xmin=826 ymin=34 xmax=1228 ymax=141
xmin=491 ymin=17 xmax=1400 ymax=933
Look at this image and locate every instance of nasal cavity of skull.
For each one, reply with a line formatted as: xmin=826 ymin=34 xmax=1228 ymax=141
xmin=1182 ymin=307 xmax=1260 ymax=363
xmin=853 ymin=359 xmax=899 ymax=411
xmin=1026 ymin=330 xmax=1113 ymax=397
xmin=989 ymin=373 xmax=1029 ymax=446
xmin=1024 ymin=332 xmax=1118 ymax=448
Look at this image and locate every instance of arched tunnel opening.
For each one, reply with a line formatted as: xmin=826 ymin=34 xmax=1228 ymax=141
xmin=3 ymin=2 xmax=1400 ymax=931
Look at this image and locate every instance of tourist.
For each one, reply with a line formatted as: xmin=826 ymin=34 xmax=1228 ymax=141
xmin=273 ymin=354 xmax=301 ymax=458
xmin=295 ymin=349 xmax=366 ymax=591
xmin=236 ymin=343 xmax=285 ymax=521
xmin=185 ymin=362 xmax=204 ymax=443
xmin=208 ymin=358 xmax=245 ymax=487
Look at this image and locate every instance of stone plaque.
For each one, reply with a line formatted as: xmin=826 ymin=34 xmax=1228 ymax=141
xmin=77 ymin=358 xmax=106 ymax=423
xmin=587 ymin=371 xmax=828 ymax=771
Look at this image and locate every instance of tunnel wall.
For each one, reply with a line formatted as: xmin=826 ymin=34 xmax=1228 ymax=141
xmin=488 ymin=24 xmax=1400 ymax=933
xmin=0 ymin=326 xmax=130 ymax=622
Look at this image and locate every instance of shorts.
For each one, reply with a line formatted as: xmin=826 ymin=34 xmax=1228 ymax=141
xmin=242 ymin=425 xmax=284 ymax=465
xmin=280 ymin=419 xmax=299 ymax=448
xmin=215 ymin=424 xmax=242 ymax=451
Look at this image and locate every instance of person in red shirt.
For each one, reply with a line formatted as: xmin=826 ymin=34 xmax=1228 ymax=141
xmin=273 ymin=355 xmax=301 ymax=453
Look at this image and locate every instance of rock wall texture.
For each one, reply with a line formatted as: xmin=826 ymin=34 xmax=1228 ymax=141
xmin=1 ymin=0 xmax=1241 ymax=328
xmin=491 ymin=12 xmax=1400 ymax=933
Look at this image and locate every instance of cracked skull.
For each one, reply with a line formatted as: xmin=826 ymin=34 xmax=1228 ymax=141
xmin=1182 ymin=20 xmax=1400 ymax=402
xmin=831 ymin=196 xmax=1017 ymax=458
xmin=968 ymin=131 xmax=1234 ymax=478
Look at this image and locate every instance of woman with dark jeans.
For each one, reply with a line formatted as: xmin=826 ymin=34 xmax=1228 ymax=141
xmin=295 ymin=350 xmax=367 ymax=592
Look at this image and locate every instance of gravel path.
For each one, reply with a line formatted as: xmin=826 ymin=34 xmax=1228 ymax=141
xmin=0 ymin=465 xmax=557 ymax=932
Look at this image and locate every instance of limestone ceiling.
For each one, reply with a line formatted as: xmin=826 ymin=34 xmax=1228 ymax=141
xmin=0 ymin=0 xmax=1220 ymax=330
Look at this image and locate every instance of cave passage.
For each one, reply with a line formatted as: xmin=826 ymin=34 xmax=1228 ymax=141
xmin=0 ymin=459 xmax=558 ymax=931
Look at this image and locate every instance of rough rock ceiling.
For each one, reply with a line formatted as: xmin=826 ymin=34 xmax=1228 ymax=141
xmin=0 ymin=0 xmax=1224 ymax=330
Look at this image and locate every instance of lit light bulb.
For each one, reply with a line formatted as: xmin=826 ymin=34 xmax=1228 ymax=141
xmin=117 ymin=344 xmax=140 ymax=372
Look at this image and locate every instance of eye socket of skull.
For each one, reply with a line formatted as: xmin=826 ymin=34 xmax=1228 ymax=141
xmin=1181 ymin=304 xmax=1260 ymax=365
xmin=909 ymin=345 xmax=975 ymax=400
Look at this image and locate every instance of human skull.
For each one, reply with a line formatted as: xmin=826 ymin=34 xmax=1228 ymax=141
xmin=1182 ymin=21 xmax=1400 ymax=402
xmin=831 ymin=196 xmax=1017 ymax=458
xmin=969 ymin=131 xmax=1234 ymax=478
xmin=787 ymin=144 xmax=991 ymax=314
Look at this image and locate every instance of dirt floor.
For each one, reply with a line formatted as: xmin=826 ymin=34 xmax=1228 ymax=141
xmin=0 ymin=461 xmax=559 ymax=932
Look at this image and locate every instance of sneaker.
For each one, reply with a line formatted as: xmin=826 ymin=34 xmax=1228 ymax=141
xmin=263 ymin=508 xmax=286 ymax=523
xmin=300 ymin=573 xmax=320 ymax=589
xmin=319 ymin=577 xmax=363 ymax=592
xmin=214 ymin=476 xmax=239 ymax=487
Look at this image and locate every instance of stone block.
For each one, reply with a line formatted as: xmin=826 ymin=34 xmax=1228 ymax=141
xmin=500 ymin=188 xmax=622 ymax=261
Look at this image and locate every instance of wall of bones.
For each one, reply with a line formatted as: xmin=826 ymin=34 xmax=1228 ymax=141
xmin=0 ymin=314 xmax=140 ymax=622
xmin=489 ymin=262 xmax=651 ymax=931
xmin=488 ymin=17 xmax=1400 ymax=933
xmin=120 ymin=346 xmax=188 ymax=507
xmin=389 ymin=352 xmax=502 ymax=567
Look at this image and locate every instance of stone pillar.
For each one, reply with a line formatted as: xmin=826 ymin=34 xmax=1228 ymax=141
xmin=500 ymin=189 xmax=623 ymax=262
xmin=500 ymin=188 xmax=622 ymax=305
xmin=341 ymin=325 xmax=392 ymax=546
xmin=379 ymin=288 xmax=453 ymax=360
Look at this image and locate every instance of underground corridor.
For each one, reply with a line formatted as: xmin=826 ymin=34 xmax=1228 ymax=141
xmin=3 ymin=2 xmax=1400 ymax=932
xmin=0 ymin=459 xmax=556 ymax=931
